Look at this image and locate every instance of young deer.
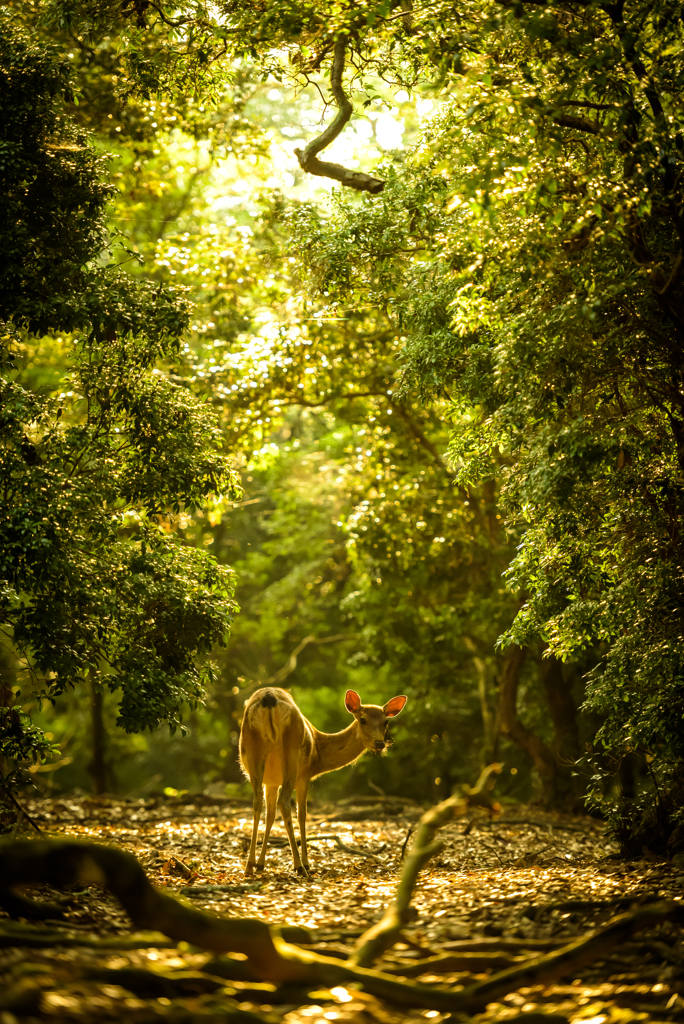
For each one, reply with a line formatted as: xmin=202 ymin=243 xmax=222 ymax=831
xmin=239 ymin=687 xmax=407 ymax=876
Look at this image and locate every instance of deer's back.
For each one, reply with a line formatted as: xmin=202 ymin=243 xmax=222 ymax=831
xmin=239 ymin=687 xmax=315 ymax=784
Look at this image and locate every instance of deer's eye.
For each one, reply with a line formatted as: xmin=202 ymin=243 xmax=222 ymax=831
xmin=360 ymin=717 xmax=366 ymax=725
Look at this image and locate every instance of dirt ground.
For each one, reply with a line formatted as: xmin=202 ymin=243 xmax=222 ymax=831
xmin=1 ymin=792 xmax=683 ymax=1024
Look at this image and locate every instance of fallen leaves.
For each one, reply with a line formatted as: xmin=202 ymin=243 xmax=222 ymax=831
xmin=0 ymin=793 xmax=682 ymax=1024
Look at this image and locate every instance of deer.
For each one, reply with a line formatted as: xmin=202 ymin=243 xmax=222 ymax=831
xmin=238 ymin=687 xmax=407 ymax=877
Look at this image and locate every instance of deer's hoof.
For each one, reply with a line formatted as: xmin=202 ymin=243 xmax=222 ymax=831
xmin=255 ymin=864 xmax=265 ymax=873
xmin=295 ymin=865 xmax=310 ymax=877
xmin=244 ymin=863 xmax=256 ymax=878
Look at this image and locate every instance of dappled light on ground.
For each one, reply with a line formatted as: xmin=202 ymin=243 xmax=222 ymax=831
xmin=0 ymin=795 xmax=682 ymax=1023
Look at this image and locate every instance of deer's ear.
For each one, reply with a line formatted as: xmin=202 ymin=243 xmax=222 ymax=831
xmin=345 ymin=690 xmax=361 ymax=714
xmin=384 ymin=695 xmax=407 ymax=717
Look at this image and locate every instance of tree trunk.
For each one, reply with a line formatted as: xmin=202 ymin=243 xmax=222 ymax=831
xmin=0 ymin=672 xmax=13 ymax=785
xmin=463 ymin=638 xmax=498 ymax=767
xmin=476 ymin=657 xmax=498 ymax=766
xmin=540 ymin=655 xmax=580 ymax=762
xmin=86 ymin=680 xmax=110 ymax=795
xmin=497 ymin=646 xmax=578 ymax=808
xmin=539 ymin=654 xmax=584 ymax=809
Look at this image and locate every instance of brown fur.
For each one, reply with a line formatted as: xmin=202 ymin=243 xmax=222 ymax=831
xmin=239 ymin=686 xmax=407 ymax=877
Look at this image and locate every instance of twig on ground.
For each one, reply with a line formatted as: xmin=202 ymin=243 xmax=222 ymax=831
xmin=400 ymin=826 xmax=415 ymax=860
xmin=332 ymin=834 xmax=385 ymax=864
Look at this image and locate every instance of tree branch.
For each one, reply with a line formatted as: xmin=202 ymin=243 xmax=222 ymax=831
xmin=281 ymin=390 xmax=387 ymax=408
xmin=389 ymin=401 xmax=451 ymax=474
xmin=235 ymin=633 xmax=353 ymax=702
xmin=295 ymin=37 xmax=385 ymax=195
xmin=266 ymin=634 xmax=351 ymax=687
xmin=658 ymin=250 xmax=683 ymax=298
xmin=552 ymin=114 xmax=600 ymax=134
xmin=351 ymin=764 xmax=503 ymax=968
xmin=556 ymin=100 xmax=617 ymax=111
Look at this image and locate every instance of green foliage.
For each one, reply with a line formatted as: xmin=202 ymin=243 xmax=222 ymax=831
xmin=0 ymin=15 xmax=109 ymax=335
xmin=0 ymin=14 xmax=240 ymax=808
xmin=250 ymin=0 xmax=684 ymax=840
xmin=11 ymin=0 xmax=681 ymax=844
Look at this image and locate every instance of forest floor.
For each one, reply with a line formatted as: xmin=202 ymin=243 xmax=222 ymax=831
xmin=1 ymin=792 xmax=683 ymax=1024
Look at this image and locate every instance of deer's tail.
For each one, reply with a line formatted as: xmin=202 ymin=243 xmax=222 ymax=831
xmin=244 ymin=690 xmax=292 ymax=746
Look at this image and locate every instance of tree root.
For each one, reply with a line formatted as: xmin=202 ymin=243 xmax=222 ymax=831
xmin=0 ymin=889 xmax=65 ymax=921
xmin=381 ymin=951 xmax=517 ymax=975
xmin=1 ymin=808 xmax=683 ymax=1013
xmin=82 ymin=965 xmax=227 ymax=998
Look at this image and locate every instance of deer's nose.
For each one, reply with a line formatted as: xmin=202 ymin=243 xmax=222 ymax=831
xmin=375 ymin=741 xmax=385 ymax=750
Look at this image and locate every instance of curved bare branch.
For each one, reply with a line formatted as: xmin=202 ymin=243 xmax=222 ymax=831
xmin=295 ymin=37 xmax=385 ymax=195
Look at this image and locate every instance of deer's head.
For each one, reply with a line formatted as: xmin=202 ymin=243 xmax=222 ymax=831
xmin=345 ymin=690 xmax=407 ymax=754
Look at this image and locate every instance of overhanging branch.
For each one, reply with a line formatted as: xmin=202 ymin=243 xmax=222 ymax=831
xmin=552 ymin=114 xmax=600 ymax=134
xmin=295 ymin=37 xmax=385 ymax=195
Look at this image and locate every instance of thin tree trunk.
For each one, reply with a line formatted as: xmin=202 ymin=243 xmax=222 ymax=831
xmin=497 ymin=645 xmax=557 ymax=805
xmin=540 ymin=654 xmax=584 ymax=808
xmin=464 ymin=638 xmax=498 ymax=767
xmin=497 ymin=647 xmax=582 ymax=809
xmin=87 ymin=679 xmax=109 ymax=795
xmin=0 ymin=671 xmax=13 ymax=784
xmin=540 ymin=655 xmax=580 ymax=762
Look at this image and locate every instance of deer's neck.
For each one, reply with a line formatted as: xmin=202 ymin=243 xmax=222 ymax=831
xmin=311 ymin=723 xmax=364 ymax=777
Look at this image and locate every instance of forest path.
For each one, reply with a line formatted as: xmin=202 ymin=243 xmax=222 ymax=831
xmin=1 ymin=793 xmax=682 ymax=1024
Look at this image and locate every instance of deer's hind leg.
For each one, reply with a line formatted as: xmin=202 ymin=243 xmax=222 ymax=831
xmin=296 ymin=777 xmax=310 ymax=872
xmin=278 ymin=728 xmax=307 ymax=876
xmin=244 ymin=750 xmax=266 ymax=878
xmin=256 ymin=784 xmax=278 ymax=871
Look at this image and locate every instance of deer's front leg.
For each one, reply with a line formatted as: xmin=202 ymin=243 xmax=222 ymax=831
xmin=245 ymin=775 xmax=264 ymax=878
xmin=296 ymin=779 xmax=310 ymax=871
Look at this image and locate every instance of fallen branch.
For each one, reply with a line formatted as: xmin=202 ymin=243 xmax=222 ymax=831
xmin=0 ymin=922 xmax=174 ymax=950
xmin=443 ymin=937 xmax=567 ymax=953
xmin=477 ymin=818 xmax=602 ymax=833
xmin=83 ymin=965 xmax=226 ymax=998
xmin=332 ymin=834 xmax=385 ymax=863
xmin=351 ymin=763 xmax=503 ymax=968
xmin=504 ymin=1016 xmax=569 ymax=1024
xmin=382 ymin=951 xmax=517 ymax=975
xmin=1 ymin=830 xmax=683 ymax=1011
xmin=459 ymin=900 xmax=684 ymax=1013
xmin=294 ymin=37 xmax=385 ymax=194
xmin=179 ymin=882 xmax=264 ymax=895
